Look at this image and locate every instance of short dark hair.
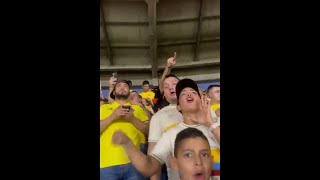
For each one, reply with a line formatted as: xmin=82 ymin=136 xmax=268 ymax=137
xmin=126 ymin=80 xmax=132 ymax=86
xmin=207 ymin=84 xmax=220 ymax=93
xmin=164 ymin=74 xmax=180 ymax=81
xmin=142 ymin=80 xmax=149 ymax=85
xmin=174 ymin=128 xmax=210 ymax=157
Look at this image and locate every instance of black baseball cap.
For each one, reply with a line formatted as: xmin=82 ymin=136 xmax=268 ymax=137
xmin=110 ymin=80 xmax=130 ymax=99
xmin=175 ymin=78 xmax=200 ymax=104
xmin=125 ymin=80 xmax=132 ymax=87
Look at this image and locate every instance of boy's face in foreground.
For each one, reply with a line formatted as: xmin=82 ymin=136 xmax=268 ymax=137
xmin=171 ymin=137 xmax=213 ymax=180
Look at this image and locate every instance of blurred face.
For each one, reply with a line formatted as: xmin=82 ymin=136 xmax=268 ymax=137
xmin=142 ymin=84 xmax=150 ymax=92
xmin=178 ymin=87 xmax=201 ymax=113
xmin=172 ymin=137 xmax=212 ymax=180
xmin=129 ymin=92 xmax=141 ymax=104
xmin=208 ymin=87 xmax=220 ymax=103
xmin=114 ymin=82 xmax=130 ymax=100
xmin=163 ymin=77 xmax=179 ymax=104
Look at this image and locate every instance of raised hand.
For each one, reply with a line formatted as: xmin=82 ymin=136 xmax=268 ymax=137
xmin=167 ymin=52 xmax=177 ymax=68
xmin=109 ymin=76 xmax=117 ymax=88
xmin=190 ymin=95 xmax=214 ymax=127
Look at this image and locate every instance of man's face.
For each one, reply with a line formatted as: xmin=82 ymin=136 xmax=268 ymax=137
xmin=173 ymin=137 xmax=212 ymax=180
xmin=208 ymin=87 xmax=220 ymax=103
xmin=163 ymin=77 xmax=179 ymax=103
xmin=129 ymin=92 xmax=141 ymax=104
xmin=114 ymin=82 xmax=130 ymax=99
xmin=142 ymin=84 xmax=150 ymax=92
xmin=178 ymin=87 xmax=201 ymax=113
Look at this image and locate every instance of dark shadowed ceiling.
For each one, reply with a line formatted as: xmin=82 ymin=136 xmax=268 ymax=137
xmin=100 ymin=0 xmax=220 ymax=89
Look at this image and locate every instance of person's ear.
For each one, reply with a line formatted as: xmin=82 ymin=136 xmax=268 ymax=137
xmin=170 ymin=156 xmax=178 ymax=171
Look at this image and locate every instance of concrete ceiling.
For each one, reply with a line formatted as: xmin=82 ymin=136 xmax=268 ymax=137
xmin=100 ymin=0 xmax=220 ymax=89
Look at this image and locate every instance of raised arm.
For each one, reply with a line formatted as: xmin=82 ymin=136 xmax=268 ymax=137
xmin=108 ymin=76 xmax=117 ymax=103
xmin=112 ymin=131 xmax=163 ymax=177
xmin=159 ymin=52 xmax=176 ymax=95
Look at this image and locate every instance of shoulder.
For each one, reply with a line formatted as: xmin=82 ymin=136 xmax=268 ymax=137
xmin=151 ymin=105 xmax=172 ymax=119
xmin=162 ymin=123 xmax=182 ymax=136
xmin=149 ymin=91 xmax=155 ymax=94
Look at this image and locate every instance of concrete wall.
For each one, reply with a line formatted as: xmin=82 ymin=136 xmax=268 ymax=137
xmin=100 ymin=0 xmax=220 ymax=86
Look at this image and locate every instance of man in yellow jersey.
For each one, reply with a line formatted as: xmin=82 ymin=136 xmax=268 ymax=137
xmin=100 ymin=80 xmax=149 ymax=180
xmin=207 ymin=84 xmax=220 ymax=117
xmin=140 ymin=80 xmax=155 ymax=102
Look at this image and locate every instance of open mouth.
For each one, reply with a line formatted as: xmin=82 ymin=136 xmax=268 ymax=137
xmin=186 ymin=96 xmax=194 ymax=103
xmin=170 ymin=91 xmax=176 ymax=95
xmin=194 ymin=172 xmax=204 ymax=180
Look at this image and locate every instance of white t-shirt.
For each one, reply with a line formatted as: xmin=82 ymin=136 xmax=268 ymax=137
xmin=148 ymin=105 xmax=220 ymax=143
xmin=151 ymin=122 xmax=220 ymax=180
xmin=148 ymin=105 xmax=183 ymax=142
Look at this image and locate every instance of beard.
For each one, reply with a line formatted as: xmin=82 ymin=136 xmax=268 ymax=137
xmin=115 ymin=92 xmax=130 ymax=100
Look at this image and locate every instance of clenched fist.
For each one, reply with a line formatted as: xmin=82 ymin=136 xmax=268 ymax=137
xmin=112 ymin=131 xmax=131 ymax=146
